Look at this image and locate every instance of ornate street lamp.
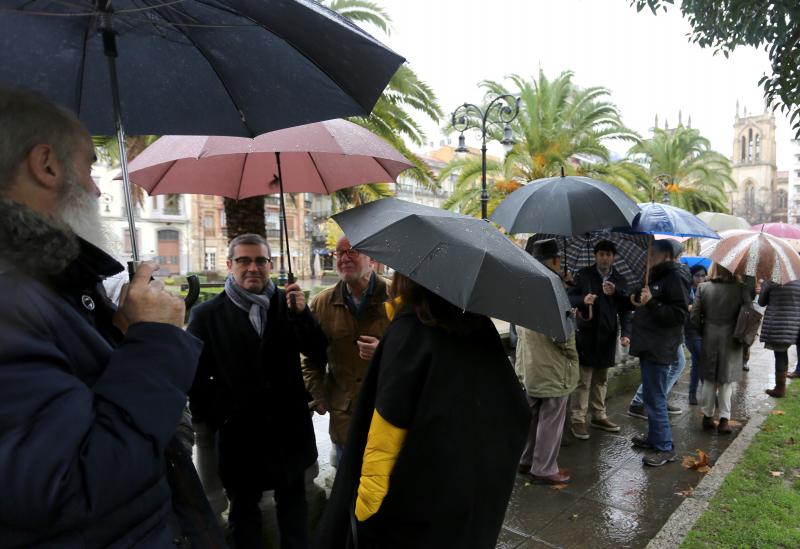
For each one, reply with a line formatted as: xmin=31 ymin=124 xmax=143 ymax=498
xmin=653 ymin=173 xmax=674 ymax=204
xmin=452 ymin=94 xmax=521 ymax=219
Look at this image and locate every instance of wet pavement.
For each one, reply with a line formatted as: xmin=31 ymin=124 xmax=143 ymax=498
xmin=496 ymin=341 xmax=789 ymax=549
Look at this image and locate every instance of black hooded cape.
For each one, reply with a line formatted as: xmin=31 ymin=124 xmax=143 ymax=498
xmin=313 ymin=310 xmax=530 ymax=549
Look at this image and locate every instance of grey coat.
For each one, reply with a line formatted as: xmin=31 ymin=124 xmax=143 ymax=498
xmin=759 ymin=280 xmax=800 ymax=351
xmin=691 ymin=280 xmax=750 ymax=383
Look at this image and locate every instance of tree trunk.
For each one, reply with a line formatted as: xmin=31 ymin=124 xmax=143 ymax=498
xmin=224 ymin=196 xmax=266 ymax=239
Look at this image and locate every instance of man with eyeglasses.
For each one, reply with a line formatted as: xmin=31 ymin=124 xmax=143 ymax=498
xmin=302 ymin=236 xmax=390 ymax=467
xmin=187 ymin=233 xmax=328 ymax=549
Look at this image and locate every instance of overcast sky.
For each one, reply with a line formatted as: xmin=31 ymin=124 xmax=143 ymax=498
xmin=372 ymin=0 xmax=794 ymax=170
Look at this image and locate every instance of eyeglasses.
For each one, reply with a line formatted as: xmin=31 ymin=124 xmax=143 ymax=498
xmin=233 ymin=256 xmax=271 ymax=267
xmin=334 ymin=248 xmax=360 ymax=259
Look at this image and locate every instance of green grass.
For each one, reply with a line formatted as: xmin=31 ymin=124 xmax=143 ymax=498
xmin=682 ymin=382 xmax=800 ymax=548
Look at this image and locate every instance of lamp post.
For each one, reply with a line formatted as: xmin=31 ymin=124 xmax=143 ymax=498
xmin=452 ymin=94 xmax=521 ymax=220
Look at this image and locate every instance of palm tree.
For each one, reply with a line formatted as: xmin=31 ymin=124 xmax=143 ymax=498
xmin=629 ymin=125 xmax=736 ymax=213
xmin=442 ymin=70 xmax=646 ymax=217
xmin=321 ymin=0 xmax=443 ymax=209
xmin=92 ymin=135 xmax=159 ymax=209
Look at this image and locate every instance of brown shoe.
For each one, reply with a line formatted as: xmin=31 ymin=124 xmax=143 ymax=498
xmin=531 ymin=469 xmax=571 ymax=485
xmin=789 ymin=370 xmax=800 ymax=379
xmin=767 ymin=372 xmax=788 ymax=398
xmin=591 ymin=417 xmax=621 ymax=432
xmin=702 ymin=416 xmax=716 ymax=431
xmin=570 ymin=422 xmax=590 ymax=440
xmin=717 ymin=417 xmax=733 ymax=435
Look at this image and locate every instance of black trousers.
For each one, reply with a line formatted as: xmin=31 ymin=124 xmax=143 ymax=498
xmin=227 ymin=471 xmax=309 ymax=549
xmin=774 ymin=350 xmax=789 ymax=373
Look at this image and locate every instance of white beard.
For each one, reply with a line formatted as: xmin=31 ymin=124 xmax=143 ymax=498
xmin=57 ymin=173 xmax=117 ymax=254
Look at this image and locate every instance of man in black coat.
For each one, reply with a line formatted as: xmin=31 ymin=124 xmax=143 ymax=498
xmin=567 ymin=240 xmax=632 ymax=440
xmin=629 ymin=240 xmax=691 ymax=467
xmin=188 ymin=233 xmax=328 ymax=549
xmin=0 ymin=87 xmax=225 ymax=548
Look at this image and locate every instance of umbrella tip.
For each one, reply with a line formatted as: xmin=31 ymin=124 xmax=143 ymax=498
xmin=560 ymin=166 xmax=565 ymax=177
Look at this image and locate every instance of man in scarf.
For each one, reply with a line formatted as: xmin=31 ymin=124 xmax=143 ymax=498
xmin=187 ymin=233 xmax=328 ymax=549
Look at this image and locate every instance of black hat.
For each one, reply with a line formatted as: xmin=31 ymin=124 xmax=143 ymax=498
xmin=594 ymin=239 xmax=617 ymax=255
xmin=652 ymin=239 xmax=683 ymax=259
xmin=531 ymin=238 xmax=560 ymax=261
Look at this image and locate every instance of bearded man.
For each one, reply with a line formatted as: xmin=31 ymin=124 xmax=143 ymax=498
xmin=0 ymin=88 xmax=224 ymax=548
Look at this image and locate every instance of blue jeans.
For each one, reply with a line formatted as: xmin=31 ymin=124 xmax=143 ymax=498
xmin=640 ymin=359 xmax=674 ymax=452
xmin=685 ymin=337 xmax=702 ymax=396
xmin=631 ymin=344 xmax=686 ymax=407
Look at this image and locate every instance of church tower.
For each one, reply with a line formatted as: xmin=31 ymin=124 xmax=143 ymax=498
xmin=730 ymin=103 xmax=780 ymax=223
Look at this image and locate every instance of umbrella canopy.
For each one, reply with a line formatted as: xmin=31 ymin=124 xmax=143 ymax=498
xmin=490 ymin=175 xmax=640 ymax=236
xmin=697 ymin=211 xmax=751 ymax=232
xmin=620 ymin=202 xmax=720 ymax=239
xmin=699 ymin=229 xmax=751 ymax=257
xmin=125 ymin=120 xmax=413 ymax=198
xmin=332 ymin=198 xmax=575 ymax=340
xmin=705 ymin=230 xmax=800 ymax=284
xmin=751 ymin=222 xmax=800 ymax=240
xmin=0 ymin=0 xmax=404 ymax=136
xmin=526 ymin=232 xmax=650 ymax=290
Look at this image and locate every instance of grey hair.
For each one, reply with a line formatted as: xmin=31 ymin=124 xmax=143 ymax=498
xmin=228 ymin=233 xmax=272 ymax=259
xmin=0 ymin=87 xmax=85 ymax=191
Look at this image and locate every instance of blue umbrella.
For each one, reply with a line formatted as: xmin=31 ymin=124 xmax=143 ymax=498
xmin=0 ymin=0 xmax=404 ymax=260
xmin=620 ymin=202 xmax=720 ymax=239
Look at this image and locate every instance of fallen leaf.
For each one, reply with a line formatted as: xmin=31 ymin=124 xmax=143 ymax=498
xmin=682 ymin=449 xmax=711 ymax=473
xmin=784 ymin=437 xmax=796 ymax=445
xmin=524 ymin=481 xmax=532 ymax=487
xmin=675 ymin=488 xmax=694 ymax=497
xmin=727 ymin=419 xmax=742 ymax=428
xmin=771 ymin=410 xmax=786 ymax=416
xmin=550 ymin=483 xmax=568 ymax=491
xmin=569 ymin=513 xmax=579 ymax=520
xmin=770 ymin=471 xmax=784 ymax=477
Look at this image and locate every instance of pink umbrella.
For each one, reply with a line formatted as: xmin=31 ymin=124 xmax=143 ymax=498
xmin=124 ymin=119 xmax=413 ymax=280
xmin=750 ymin=222 xmax=800 ymax=240
xmin=126 ymin=119 xmax=413 ymax=198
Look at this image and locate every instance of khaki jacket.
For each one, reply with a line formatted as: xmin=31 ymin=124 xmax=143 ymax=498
xmin=515 ymin=326 xmax=579 ymax=398
xmin=302 ymin=276 xmax=390 ymax=444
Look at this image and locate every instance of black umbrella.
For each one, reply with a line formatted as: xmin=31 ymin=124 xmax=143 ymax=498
xmin=490 ymin=173 xmax=640 ymax=236
xmin=0 ymin=0 xmax=404 ymax=261
xmin=527 ymin=231 xmax=651 ymax=290
xmin=332 ymin=198 xmax=575 ymax=340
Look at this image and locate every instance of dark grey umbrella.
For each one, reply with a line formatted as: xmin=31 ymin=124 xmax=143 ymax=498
xmin=332 ymin=198 xmax=575 ymax=340
xmin=490 ymin=174 xmax=640 ymax=236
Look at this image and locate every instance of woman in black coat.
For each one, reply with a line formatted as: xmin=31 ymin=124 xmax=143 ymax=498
xmin=758 ymin=279 xmax=800 ymax=397
xmin=314 ymin=273 xmax=530 ymax=549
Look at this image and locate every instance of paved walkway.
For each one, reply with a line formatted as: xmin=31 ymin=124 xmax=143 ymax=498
xmin=497 ymin=341 xmax=788 ymax=549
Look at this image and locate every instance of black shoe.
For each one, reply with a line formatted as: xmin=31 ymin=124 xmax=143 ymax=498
xmin=702 ymin=415 xmax=716 ymax=431
xmin=642 ymin=450 xmax=677 ymax=467
xmin=667 ymin=404 xmax=682 ymax=415
xmin=628 ymin=404 xmax=648 ymax=420
xmin=631 ymin=434 xmax=653 ymax=449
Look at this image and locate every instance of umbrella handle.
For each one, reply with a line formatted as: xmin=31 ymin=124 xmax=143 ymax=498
xmin=631 ymin=238 xmax=653 ymax=308
xmin=576 ymin=304 xmax=593 ymax=321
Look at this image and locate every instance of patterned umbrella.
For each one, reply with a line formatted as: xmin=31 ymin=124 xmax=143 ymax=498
xmin=706 ymin=230 xmax=800 ymax=283
xmin=526 ymin=232 xmax=651 ymax=290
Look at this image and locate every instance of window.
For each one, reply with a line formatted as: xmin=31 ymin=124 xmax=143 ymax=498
xmin=741 ymin=136 xmax=746 ymax=162
xmin=204 ymin=251 xmax=216 ymax=271
xmin=158 ymin=229 xmax=179 ymax=241
xmin=219 ymin=208 xmax=226 ymax=229
xmin=122 ymin=229 xmax=140 ymax=254
xmin=203 ymin=213 xmax=215 ymax=235
xmin=747 ymin=128 xmax=753 ymax=162
xmin=755 ymin=134 xmax=761 ymax=161
xmin=745 ymin=183 xmax=755 ymax=211
xmin=778 ymin=190 xmax=788 ymax=209
xmin=163 ymin=194 xmax=180 ymax=215
xmin=265 ymin=211 xmax=280 ymax=230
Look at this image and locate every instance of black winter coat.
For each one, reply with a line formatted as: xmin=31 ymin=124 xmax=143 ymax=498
xmin=187 ymin=290 xmax=328 ymax=491
xmin=759 ymin=280 xmax=800 ymax=350
xmin=629 ymin=261 xmax=691 ymax=365
xmin=568 ymin=266 xmax=633 ymax=368
xmin=314 ymin=311 xmax=530 ymax=549
xmin=0 ymin=239 xmax=225 ymax=548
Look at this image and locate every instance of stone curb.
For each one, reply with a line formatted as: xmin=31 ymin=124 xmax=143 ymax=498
xmin=645 ymin=407 xmax=770 ymax=548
